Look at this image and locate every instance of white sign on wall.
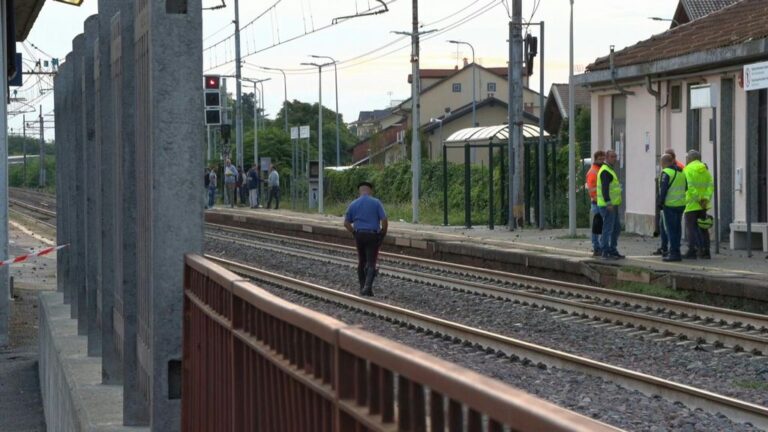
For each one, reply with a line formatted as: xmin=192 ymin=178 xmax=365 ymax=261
xmin=689 ymin=83 xmax=718 ymax=109
xmin=299 ymin=125 xmax=310 ymax=139
xmin=744 ymin=61 xmax=768 ymax=92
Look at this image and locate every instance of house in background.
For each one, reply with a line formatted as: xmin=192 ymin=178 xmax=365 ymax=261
xmin=575 ymin=0 xmax=768 ymax=250
xmin=542 ymin=83 xmax=591 ymax=136
xmin=349 ymin=107 xmax=403 ymax=140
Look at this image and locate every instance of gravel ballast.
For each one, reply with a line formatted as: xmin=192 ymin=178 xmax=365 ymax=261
xmin=206 ymin=236 xmax=767 ymax=431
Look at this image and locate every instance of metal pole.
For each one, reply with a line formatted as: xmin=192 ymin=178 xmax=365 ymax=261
xmin=464 ymin=142 xmax=471 ymax=228
xmin=253 ymin=82 xmax=261 ymax=168
xmin=410 ymin=0 xmax=421 ymax=223
xmin=567 ymin=0 xmax=577 ymax=236
xmin=22 ymin=115 xmax=26 ymax=187
xmin=207 ymin=125 xmax=212 ymax=161
xmin=489 ymin=143 xmax=494 ymax=230
xmin=443 ymin=143 xmax=448 ymax=225
xmin=39 ymin=105 xmax=45 ymax=188
xmin=334 ymin=62 xmax=340 ymax=167
xmin=510 ymin=0 xmax=523 ymax=230
xmin=538 ymin=21 xmax=545 ymax=229
xmin=281 ymin=70 xmax=288 ymax=132
xmin=507 ymin=19 xmax=514 ymax=230
xmin=318 ymin=66 xmax=324 ymax=213
xmin=712 ymin=107 xmax=719 ymax=254
xmin=471 ymin=46 xmax=476 ymax=127
xmin=234 ymin=0 xmax=244 ymax=169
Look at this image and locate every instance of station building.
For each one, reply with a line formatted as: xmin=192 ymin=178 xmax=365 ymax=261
xmin=575 ymin=0 xmax=768 ymax=250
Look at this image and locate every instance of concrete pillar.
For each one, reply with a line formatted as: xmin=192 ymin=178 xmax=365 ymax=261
xmin=112 ymin=5 xmax=148 ymax=424
xmin=71 ymin=35 xmax=87 ymax=332
xmin=54 ymin=61 xmax=70 ymax=301
xmin=64 ymin=52 xmax=76 ymax=307
xmin=0 ymin=0 xmax=10 ymax=347
xmin=82 ymin=16 xmax=102 ymax=356
xmin=133 ymin=0 xmax=203 ymax=429
xmin=96 ymin=0 xmax=121 ymax=384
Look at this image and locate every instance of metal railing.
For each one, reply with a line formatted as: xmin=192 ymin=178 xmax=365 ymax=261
xmin=182 ymin=254 xmax=621 ymax=432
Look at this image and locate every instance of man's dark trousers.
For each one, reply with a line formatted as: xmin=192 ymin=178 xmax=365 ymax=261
xmin=663 ymin=207 xmax=684 ymax=258
xmin=354 ymin=231 xmax=381 ymax=295
xmin=685 ymin=209 xmax=710 ymax=253
xmin=267 ymin=186 xmax=280 ymax=209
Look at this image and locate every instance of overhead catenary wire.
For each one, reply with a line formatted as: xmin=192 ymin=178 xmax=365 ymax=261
xmin=214 ymin=0 xmax=499 ymax=75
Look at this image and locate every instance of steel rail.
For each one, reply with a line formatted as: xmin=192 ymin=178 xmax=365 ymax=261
xmin=206 ymin=223 xmax=768 ymax=331
xmin=9 ymin=198 xmax=56 ymax=218
xmin=205 ymin=230 xmax=768 ymax=354
xmin=205 ymin=254 xmax=768 ymax=430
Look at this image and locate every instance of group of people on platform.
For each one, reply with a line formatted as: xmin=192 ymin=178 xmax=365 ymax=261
xmin=586 ymin=148 xmax=714 ymax=262
xmin=205 ymin=159 xmax=281 ymax=210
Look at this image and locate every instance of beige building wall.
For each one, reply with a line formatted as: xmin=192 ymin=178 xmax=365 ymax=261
xmin=589 ymin=70 xmax=756 ymax=236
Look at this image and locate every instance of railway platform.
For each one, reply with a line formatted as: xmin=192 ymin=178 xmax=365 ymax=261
xmin=206 ymin=207 xmax=768 ymax=304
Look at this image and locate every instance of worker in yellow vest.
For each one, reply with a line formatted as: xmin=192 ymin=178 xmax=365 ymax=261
xmin=683 ymin=150 xmax=714 ymax=259
xmin=657 ymin=154 xmax=686 ymax=262
xmin=596 ymin=149 xmax=625 ymax=260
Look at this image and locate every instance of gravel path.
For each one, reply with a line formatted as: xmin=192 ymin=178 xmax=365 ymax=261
xmin=206 ymin=237 xmax=768 ymax=407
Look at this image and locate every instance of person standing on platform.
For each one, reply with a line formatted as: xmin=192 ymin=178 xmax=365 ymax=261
xmin=247 ymin=165 xmax=260 ymax=208
xmin=344 ymin=181 xmax=388 ymax=296
xmin=597 ymin=149 xmax=625 ymax=260
xmin=204 ymin=168 xmax=211 ymax=209
xmin=207 ymin=166 xmax=217 ymax=209
xmin=223 ymin=159 xmax=238 ymax=208
xmin=654 ymin=148 xmax=686 ymax=256
xmin=239 ymin=166 xmax=248 ymax=205
xmin=683 ymin=150 xmax=714 ymax=259
xmin=586 ymin=150 xmax=605 ymax=256
xmin=266 ymin=164 xmax=280 ymax=209
xmin=657 ymin=154 xmax=686 ymax=262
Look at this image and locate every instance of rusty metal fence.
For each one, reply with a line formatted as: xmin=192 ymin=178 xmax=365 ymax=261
xmin=182 ymin=254 xmax=620 ymax=432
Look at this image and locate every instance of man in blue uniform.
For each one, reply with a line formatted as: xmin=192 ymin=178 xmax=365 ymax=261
xmin=344 ymin=181 xmax=388 ymax=296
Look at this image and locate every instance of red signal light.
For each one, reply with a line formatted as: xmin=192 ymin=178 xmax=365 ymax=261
xmin=204 ymin=75 xmax=221 ymax=90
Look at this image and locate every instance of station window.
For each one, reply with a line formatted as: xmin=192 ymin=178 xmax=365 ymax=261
xmin=487 ymin=82 xmax=496 ymax=92
xmin=671 ymin=84 xmax=682 ymax=112
xmin=452 ymin=83 xmax=462 ymax=93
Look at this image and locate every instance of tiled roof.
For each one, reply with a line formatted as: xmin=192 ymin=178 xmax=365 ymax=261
xmin=549 ymin=84 xmax=590 ymax=117
xmin=587 ymin=0 xmax=767 ymax=72
xmin=408 ymin=65 xmax=508 ymax=83
xmin=680 ymin=0 xmax=738 ymax=21
xmin=356 ymin=108 xmax=394 ymax=123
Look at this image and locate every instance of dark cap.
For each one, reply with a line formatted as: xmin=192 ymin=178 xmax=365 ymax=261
xmin=357 ymin=181 xmax=374 ymax=189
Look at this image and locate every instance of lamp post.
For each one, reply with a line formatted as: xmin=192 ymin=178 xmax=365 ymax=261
xmin=447 ymin=40 xmax=476 ymax=128
xmin=301 ymin=61 xmax=334 ymax=213
xmin=649 ymin=17 xmax=680 ymax=27
xmin=261 ymin=66 xmax=289 ymax=133
xmin=568 ymin=0 xmax=576 ymax=236
xmin=311 ymin=55 xmax=341 ymax=167
xmin=241 ymin=77 xmax=271 ymax=169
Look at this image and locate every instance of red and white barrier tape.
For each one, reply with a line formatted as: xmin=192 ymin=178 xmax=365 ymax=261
xmin=0 ymin=244 xmax=68 ymax=267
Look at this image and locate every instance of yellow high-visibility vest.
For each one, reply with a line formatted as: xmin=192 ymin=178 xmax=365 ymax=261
xmin=661 ymin=167 xmax=686 ymax=207
xmin=597 ymin=164 xmax=622 ymax=207
xmin=683 ymin=160 xmax=713 ymax=213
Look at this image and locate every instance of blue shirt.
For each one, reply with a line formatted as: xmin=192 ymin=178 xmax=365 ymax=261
xmin=345 ymin=195 xmax=387 ymax=232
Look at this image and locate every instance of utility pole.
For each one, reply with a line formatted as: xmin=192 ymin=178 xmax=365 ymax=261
xmin=234 ymin=0 xmax=244 ymax=169
xmin=538 ymin=22 xmax=546 ymax=229
xmin=22 ymin=115 xmax=27 ymax=187
xmin=301 ymin=62 xmax=332 ymax=213
xmin=568 ymin=0 xmax=577 ymax=236
xmin=262 ymin=66 xmax=289 ymax=132
xmin=508 ymin=0 xmax=523 ymax=230
xmin=39 ymin=105 xmax=45 ymax=188
xmin=310 ymin=55 xmax=341 ymax=167
xmin=394 ymin=0 xmax=436 ymax=223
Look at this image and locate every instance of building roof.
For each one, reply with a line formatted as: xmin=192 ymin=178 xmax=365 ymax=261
xmin=13 ymin=0 xmax=46 ymax=41
xmin=444 ymin=124 xmax=548 ymax=145
xmin=408 ymin=65 xmax=508 ymax=84
xmin=355 ymin=108 xmax=394 ymax=124
xmin=586 ymin=0 xmax=767 ymax=72
xmin=674 ymin=0 xmax=738 ymax=25
xmin=542 ymin=84 xmax=590 ymax=134
xmin=422 ymin=97 xmax=539 ymax=134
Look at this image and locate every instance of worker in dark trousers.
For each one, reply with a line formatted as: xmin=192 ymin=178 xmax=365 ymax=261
xmin=344 ymin=182 xmax=388 ymax=296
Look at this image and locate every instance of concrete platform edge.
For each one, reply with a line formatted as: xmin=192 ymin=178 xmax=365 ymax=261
xmin=39 ymin=291 xmax=148 ymax=432
xmin=206 ymin=211 xmax=768 ymax=303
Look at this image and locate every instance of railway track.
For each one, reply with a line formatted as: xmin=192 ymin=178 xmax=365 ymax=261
xmin=8 ymin=188 xmax=57 ymax=230
xmin=206 ymin=254 xmax=768 ymax=430
xmin=206 ymin=223 xmax=768 ymax=355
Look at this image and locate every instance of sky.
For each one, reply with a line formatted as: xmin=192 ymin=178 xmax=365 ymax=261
xmin=8 ymin=0 xmax=680 ymax=136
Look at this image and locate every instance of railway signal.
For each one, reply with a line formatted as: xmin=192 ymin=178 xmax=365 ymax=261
xmin=204 ymin=74 xmax=222 ymax=125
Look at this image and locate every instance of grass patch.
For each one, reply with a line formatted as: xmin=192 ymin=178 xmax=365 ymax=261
xmin=612 ymin=281 xmax=691 ymax=301
xmin=733 ymin=379 xmax=768 ymax=391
